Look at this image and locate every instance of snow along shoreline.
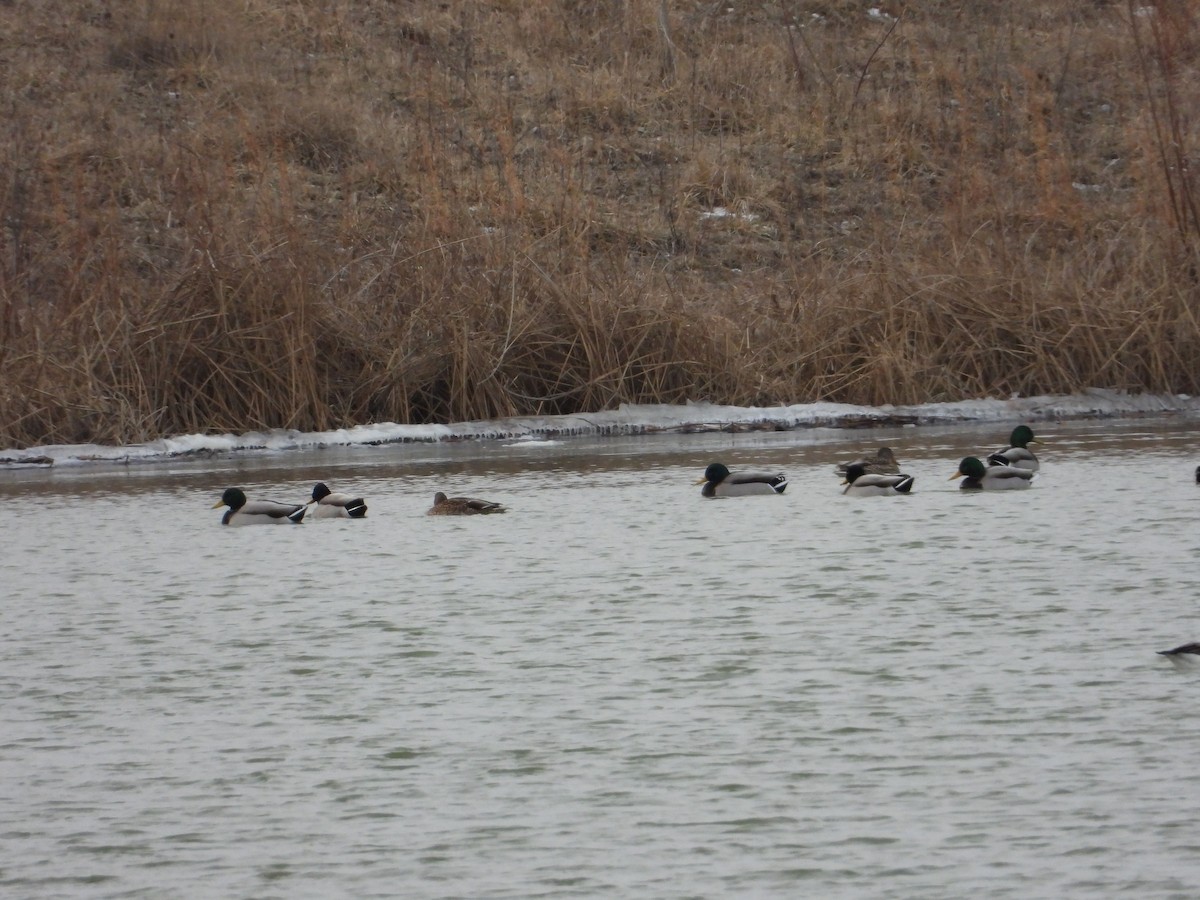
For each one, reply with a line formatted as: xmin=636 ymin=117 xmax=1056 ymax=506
xmin=3 ymin=388 xmax=1198 ymax=468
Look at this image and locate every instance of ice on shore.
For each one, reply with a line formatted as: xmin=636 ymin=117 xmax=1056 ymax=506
xmin=2 ymin=388 xmax=1197 ymax=467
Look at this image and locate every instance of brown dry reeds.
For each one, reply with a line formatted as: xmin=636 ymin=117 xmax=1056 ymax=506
xmin=1 ymin=1 xmax=1198 ymax=448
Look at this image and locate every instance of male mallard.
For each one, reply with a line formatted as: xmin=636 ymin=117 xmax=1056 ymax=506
xmin=834 ymin=447 xmax=900 ymax=477
xmin=841 ymin=463 xmax=914 ymax=496
xmin=988 ymin=425 xmax=1040 ymax=472
xmin=212 ymin=487 xmax=306 ymax=525
xmin=306 ymin=482 xmax=367 ymax=519
xmin=427 ymin=491 xmax=507 ymax=515
xmin=951 ymin=456 xmax=1033 ymax=491
xmin=695 ymin=463 xmax=788 ymax=498
xmin=1158 ymin=642 xmax=1200 ymax=657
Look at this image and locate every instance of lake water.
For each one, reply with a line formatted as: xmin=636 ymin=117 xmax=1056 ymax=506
xmin=3 ymin=417 xmax=1200 ymax=899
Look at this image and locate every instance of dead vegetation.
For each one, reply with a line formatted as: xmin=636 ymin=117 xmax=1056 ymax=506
xmin=1 ymin=0 xmax=1197 ymax=447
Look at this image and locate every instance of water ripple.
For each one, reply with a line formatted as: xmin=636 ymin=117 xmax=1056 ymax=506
xmin=2 ymin=420 xmax=1200 ymax=897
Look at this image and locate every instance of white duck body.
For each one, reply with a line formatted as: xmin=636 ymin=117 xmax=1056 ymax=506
xmin=696 ymin=463 xmax=788 ymax=498
xmin=841 ymin=464 xmax=914 ymax=496
xmin=307 ymin=482 xmax=368 ymax=518
xmin=954 ymin=457 xmax=1033 ymax=491
xmin=213 ymin=488 xmax=306 ymax=525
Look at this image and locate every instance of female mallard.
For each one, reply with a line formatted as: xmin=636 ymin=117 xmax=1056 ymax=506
xmin=841 ymin=463 xmax=914 ymax=496
xmin=212 ymin=487 xmax=306 ymax=525
xmin=307 ymin=482 xmax=367 ymax=519
xmin=427 ymin=491 xmax=507 ymax=515
xmin=952 ymin=456 xmax=1033 ymax=491
xmin=695 ymin=463 xmax=788 ymax=498
xmin=834 ymin=447 xmax=900 ymax=477
xmin=988 ymin=425 xmax=1040 ymax=472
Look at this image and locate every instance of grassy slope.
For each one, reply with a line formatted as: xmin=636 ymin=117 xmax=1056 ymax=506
xmin=0 ymin=0 xmax=1197 ymax=447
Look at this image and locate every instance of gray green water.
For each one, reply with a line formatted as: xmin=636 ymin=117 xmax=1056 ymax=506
xmin=3 ymin=419 xmax=1199 ymax=898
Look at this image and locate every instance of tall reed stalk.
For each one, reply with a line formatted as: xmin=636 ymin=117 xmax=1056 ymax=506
xmin=1 ymin=0 xmax=1197 ymax=448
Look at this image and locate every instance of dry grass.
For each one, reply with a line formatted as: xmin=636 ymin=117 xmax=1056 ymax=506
xmin=1 ymin=0 xmax=1198 ymax=447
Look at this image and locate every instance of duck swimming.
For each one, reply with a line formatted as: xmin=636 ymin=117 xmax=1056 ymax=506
xmin=841 ymin=463 xmax=914 ymax=496
xmin=212 ymin=487 xmax=306 ymax=525
xmin=696 ymin=463 xmax=788 ymax=498
xmin=951 ymin=456 xmax=1033 ymax=490
xmin=427 ymin=492 xmax=507 ymax=515
xmin=306 ymin=482 xmax=368 ymax=519
xmin=988 ymin=425 xmax=1040 ymax=472
xmin=834 ymin=447 xmax=900 ymax=477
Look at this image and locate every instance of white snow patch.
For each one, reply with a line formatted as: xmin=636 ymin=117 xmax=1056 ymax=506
xmin=3 ymin=389 xmax=1198 ymax=467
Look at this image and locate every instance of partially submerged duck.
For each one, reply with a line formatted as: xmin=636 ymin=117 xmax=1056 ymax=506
xmin=696 ymin=463 xmax=788 ymax=498
xmin=1158 ymin=642 xmax=1200 ymax=657
xmin=841 ymin=463 xmax=914 ymax=496
xmin=834 ymin=447 xmax=900 ymax=478
xmin=988 ymin=425 xmax=1040 ymax=472
xmin=307 ymin=482 xmax=368 ymax=519
xmin=952 ymin=456 xmax=1033 ymax=491
xmin=213 ymin=487 xmax=306 ymax=525
xmin=427 ymin=491 xmax=507 ymax=515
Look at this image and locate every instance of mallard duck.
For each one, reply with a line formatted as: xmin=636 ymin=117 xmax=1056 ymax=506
xmin=306 ymin=482 xmax=367 ymax=519
xmin=427 ymin=491 xmax=507 ymax=515
xmin=951 ymin=456 xmax=1033 ymax=491
xmin=841 ymin=463 xmax=914 ymax=496
xmin=212 ymin=487 xmax=306 ymax=525
xmin=1158 ymin=642 xmax=1200 ymax=657
xmin=834 ymin=447 xmax=900 ymax=477
xmin=695 ymin=463 xmax=788 ymax=498
xmin=988 ymin=425 xmax=1040 ymax=472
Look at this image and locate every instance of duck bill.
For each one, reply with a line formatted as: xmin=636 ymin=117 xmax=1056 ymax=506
xmin=693 ymin=476 xmax=708 ymax=484
xmin=211 ymin=499 xmax=226 ymax=508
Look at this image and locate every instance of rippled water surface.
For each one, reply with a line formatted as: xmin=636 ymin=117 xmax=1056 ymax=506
xmin=4 ymin=419 xmax=1200 ymax=899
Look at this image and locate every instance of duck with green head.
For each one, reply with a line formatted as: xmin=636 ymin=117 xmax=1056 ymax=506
xmin=952 ymin=456 xmax=1033 ymax=491
xmin=696 ymin=463 xmax=788 ymax=498
xmin=988 ymin=425 xmax=1040 ymax=472
xmin=212 ymin=487 xmax=307 ymax=525
xmin=306 ymin=482 xmax=368 ymax=519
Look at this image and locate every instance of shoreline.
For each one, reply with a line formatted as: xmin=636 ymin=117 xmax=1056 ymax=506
xmin=3 ymin=389 xmax=1196 ymax=470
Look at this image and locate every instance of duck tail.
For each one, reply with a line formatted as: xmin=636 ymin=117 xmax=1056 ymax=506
xmin=1159 ymin=642 xmax=1200 ymax=656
